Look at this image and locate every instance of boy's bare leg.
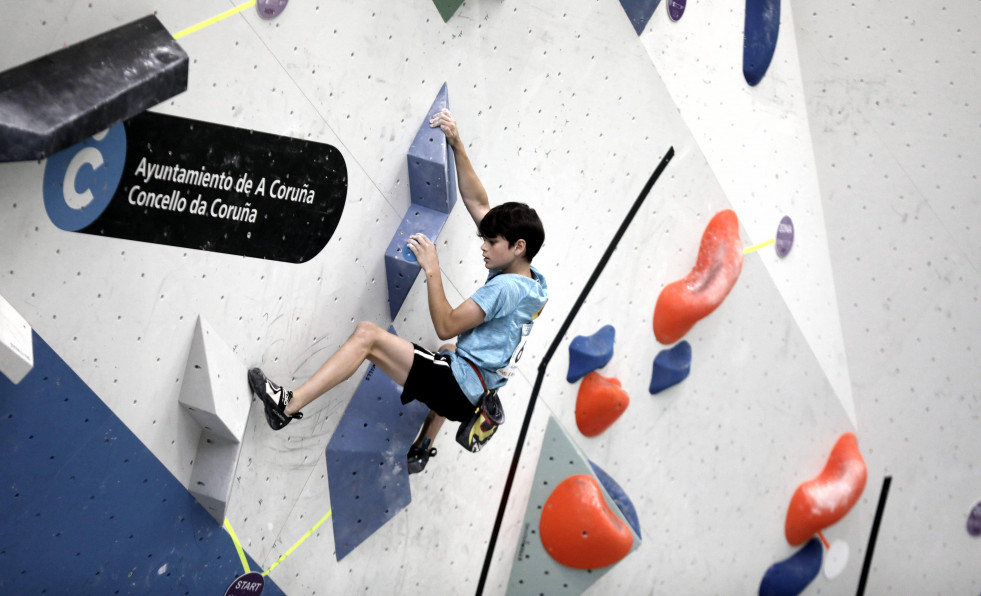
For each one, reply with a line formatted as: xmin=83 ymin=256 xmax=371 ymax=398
xmin=412 ymin=411 xmax=446 ymax=449
xmin=285 ymin=322 xmax=415 ymax=415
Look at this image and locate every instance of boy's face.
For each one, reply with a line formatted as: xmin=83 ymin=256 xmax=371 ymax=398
xmin=480 ymin=235 xmax=525 ymax=271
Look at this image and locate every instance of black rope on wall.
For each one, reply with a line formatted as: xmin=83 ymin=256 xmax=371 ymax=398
xmin=475 ymin=146 xmax=676 ymax=595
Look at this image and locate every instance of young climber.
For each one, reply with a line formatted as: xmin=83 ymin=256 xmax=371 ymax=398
xmin=248 ymin=108 xmax=549 ymax=474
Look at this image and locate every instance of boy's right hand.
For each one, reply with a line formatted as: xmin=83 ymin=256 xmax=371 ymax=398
xmin=430 ymin=109 xmax=461 ymax=149
xmin=407 ymin=233 xmax=439 ymax=275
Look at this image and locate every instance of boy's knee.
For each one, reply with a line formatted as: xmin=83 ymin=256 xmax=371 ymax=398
xmin=352 ymin=321 xmax=384 ymax=344
xmin=438 ymin=343 xmax=456 ymax=353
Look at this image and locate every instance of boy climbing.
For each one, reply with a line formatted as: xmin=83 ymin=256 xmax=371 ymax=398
xmin=249 ymin=108 xmax=548 ymax=474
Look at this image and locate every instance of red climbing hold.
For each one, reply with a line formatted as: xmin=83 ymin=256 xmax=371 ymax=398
xmin=539 ymin=474 xmax=633 ymax=569
xmin=653 ymin=209 xmax=743 ymax=344
xmin=785 ymin=433 xmax=868 ymax=546
xmin=575 ymin=372 xmax=630 ymax=437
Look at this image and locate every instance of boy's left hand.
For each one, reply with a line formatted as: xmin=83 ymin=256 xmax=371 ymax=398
xmin=407 ymin=233 xmax=439 ymax=274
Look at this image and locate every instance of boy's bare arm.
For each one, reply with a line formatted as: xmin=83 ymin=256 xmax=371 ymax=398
xmin=407 ymin=233 xmax=486 ymax=340
xmin=431 ymin=109 xmax=489 ymax=227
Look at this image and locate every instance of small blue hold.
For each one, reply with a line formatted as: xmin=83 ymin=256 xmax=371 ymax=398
xmin=403 ymin=242 xmax=417 ymax=263
xmin=567 ymin=325 xmax=615 ymax=383
xmin=759 ymin=538 xmax=823 ymax=596
xmin=589 ymin=461 xmax=641 ymax=540
xmin=649 ymin=340 xmax=692 ymax=394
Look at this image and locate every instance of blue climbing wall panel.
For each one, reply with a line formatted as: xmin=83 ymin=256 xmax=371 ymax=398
xmin=0 ymin=332 xmax=284 ymax=595
xmin=325 ymin=328 xmax=429 ymax=561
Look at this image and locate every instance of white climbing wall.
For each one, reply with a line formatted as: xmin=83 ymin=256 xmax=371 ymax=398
xmin=0 ymin=0 xmax=978 ymax=595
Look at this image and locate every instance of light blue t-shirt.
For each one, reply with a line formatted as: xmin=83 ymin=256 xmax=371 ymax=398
xmin=445 ymin=266 xmax=549 ymax=405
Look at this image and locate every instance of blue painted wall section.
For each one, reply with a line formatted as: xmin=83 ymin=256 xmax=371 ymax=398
xmin=385 ymin=82 xmax=458 ymax=319
xmin=617 ymin=0 xmax=662 ymax=36
xmin=0 ymin=332 xmax=284 ymax=595
xmin=325 ymin=327 xmax=429 ymax=561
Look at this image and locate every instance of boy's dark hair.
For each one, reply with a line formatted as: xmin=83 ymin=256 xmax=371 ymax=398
xmin=478 ymin=202 xmax=545 ymax=262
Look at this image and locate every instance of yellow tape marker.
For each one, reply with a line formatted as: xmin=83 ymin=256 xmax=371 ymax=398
xmin=262 ymin=509 xmax=333 ymax=577
xmin=743 ymin=238 xmax=775 ymax=255
xmin=223 ymin=517 xmax=252 ymax=575
xmin=173 ymin=0 xmax=257 ymax=39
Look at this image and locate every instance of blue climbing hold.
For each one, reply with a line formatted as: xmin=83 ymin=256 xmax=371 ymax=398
xmin=649 ymin=340 xmax=692 ymax=394
xmin=743 ymin=0 xmax=781 ymax=86
xmin=759 ymin=538 xmax=823 ymax=596
xmin=325 ymin=327 xmax=430 ymax=561
xmin=589 ymin=461 xmax=641 ymax=540
xmin=567 ymin=325 xmax=615 ymax=383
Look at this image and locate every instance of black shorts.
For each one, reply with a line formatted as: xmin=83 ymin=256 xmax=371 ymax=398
xmin=401 ymin=344 xmax=478 ymax=422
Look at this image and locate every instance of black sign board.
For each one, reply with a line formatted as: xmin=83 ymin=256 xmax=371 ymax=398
xmin=42 ymin=111 xmax=347 ymax=263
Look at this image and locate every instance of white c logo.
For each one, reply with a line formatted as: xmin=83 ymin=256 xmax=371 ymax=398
xmin=62 ymin=129 xmax=110 ymax=210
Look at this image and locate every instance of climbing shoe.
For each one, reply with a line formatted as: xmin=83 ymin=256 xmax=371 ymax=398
xmin=248 ymin=368 xmax=302 ymax=430
xmin=407 ymin=438 xmax=437 ymax=474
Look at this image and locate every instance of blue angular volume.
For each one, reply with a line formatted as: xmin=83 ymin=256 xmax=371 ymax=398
xmin=386 ymin=83 xmax=458 ymax=319
xmin=325 ymin=327 xmax=430 ymax=561
xmin=567 ymin=325 xmax=616 ymax=383
xmin=384 ymin=205 xmax=452 ymax=319
xmin=649 ymin=340 xmax=692 ymax=394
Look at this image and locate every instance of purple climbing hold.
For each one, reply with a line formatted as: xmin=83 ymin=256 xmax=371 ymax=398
xmin=567 ymin=325 xmax=615 ymax=383
xmin=968 ymin=501 xmax=981 ymax=537
xmin=759 ymin=537 xmax=823 ymax=596
xmin=649 ymin=340 xmax=692 ymax=394
xmin=256 ymin=0 xmax=288 ymax=19
xmin=775 ymin=215 xmax=794 ymax=258
xmin=667 ymin=0 xmax=686 ymax=22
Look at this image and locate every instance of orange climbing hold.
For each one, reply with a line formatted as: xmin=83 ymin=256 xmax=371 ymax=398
xmin=653 ymin=209 xmax=743 ymax=344
xmin=785 ymin=432 xmax=868 ymax=546
xmin=539 ymin=474 xmax=634 ymax=569
xmin=575 ymin=372 xmax=630 ymax=437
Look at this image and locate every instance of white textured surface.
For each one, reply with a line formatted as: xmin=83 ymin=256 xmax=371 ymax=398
xmin=0 ymin=292 xmax=33 ymax=384
xmin=0 ymin=0 xmax=978 ymax=594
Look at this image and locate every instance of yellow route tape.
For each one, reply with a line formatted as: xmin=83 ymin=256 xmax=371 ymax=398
xmin=263 ymin=509 xmax=333 ymax=576
xmin=223 ymin=517 xmax=252 ymax=575
xmin=743 ymin=238 xmax=775 ymax=255
xmin=173 ymin=0 xmax=257 ymax=39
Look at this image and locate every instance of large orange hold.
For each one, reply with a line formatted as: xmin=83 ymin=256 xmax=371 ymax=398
xmin=539 ymin=474 xmax=634 ymax=569
xmin=575 ymin=372 xmax=629 ymax=437
xmin=785 ymin=432 xmax=868 ymax=546
xmin=653 ymin=209 xmax=743 ymax=344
